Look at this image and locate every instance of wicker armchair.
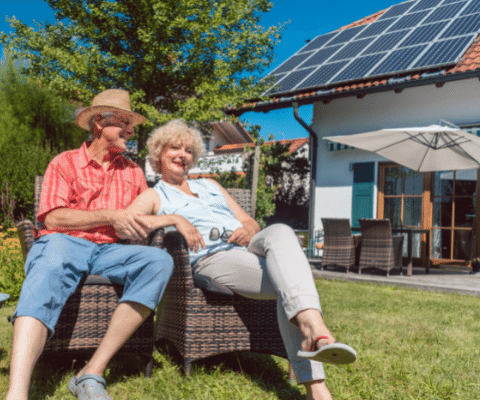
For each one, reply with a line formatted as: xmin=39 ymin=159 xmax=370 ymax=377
xmin=15 ymin=176 xmax=157 ymax=376
xmin=155 ymin=188 xmax=290 ymax=376
xmin=320 ymin=218 xmax=357 ymax=272
xmin=358 ymin=219 xmax=404 ymax=276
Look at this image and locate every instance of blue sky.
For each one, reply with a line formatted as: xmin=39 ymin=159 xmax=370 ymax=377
xmin=0 ymin=0 xmax=397 ymax=140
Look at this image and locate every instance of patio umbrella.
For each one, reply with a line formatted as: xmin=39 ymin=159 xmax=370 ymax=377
xmin=324 ymin=124 xmax=480 ymax=172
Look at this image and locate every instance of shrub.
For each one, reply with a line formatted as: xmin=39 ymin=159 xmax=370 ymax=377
xmin=0 ymin=57 xmax=85 ymax=221
xmin=0 ymin=242 xmax=25 ymax=303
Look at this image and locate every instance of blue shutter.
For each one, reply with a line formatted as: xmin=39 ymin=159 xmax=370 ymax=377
xmin=351 ymin=162 xmax=375 ymax=228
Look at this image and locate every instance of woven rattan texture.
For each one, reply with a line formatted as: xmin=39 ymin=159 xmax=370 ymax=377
xmin=155 ymin=188 xmax=288 ymax=375
xmin=16 ymin=176 xmax=158 ymax=375
xmin=321 ymin=218 xmax=356 ymax=271
xmin=358 ymin=219 xmax=404 ymax=275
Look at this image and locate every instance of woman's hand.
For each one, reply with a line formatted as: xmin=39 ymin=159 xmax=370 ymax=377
xmin=174 ymin=215 xmax=206 ymax=253
xmin=227 ymin=227 xmax=254 ymax=247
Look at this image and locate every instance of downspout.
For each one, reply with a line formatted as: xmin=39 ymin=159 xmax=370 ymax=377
xmin=292 ymin=102 xmax=318 ymax=245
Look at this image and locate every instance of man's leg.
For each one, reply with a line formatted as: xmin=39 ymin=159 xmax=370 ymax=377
xmin=76 ymin=302 xmax=151 ymax=378
xmin=7 ymin=234 xmax=96 ymax=400
xmin=6 ymin=317 xmax=48 ymax=400
xmin=75 ymin=244 xmax=173 ymax=380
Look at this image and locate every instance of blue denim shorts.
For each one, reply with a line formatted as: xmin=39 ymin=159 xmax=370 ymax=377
xmin=13 ymin=233 xmax=173 ymax=337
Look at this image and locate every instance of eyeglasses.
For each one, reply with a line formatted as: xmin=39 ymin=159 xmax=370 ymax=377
xmin=102 ymin=114 xmax=134 ymax=130
xmin=209 ymin=227 xmax=233 ymax=242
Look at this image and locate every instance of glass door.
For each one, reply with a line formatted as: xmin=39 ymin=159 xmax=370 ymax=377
xmin=380 ymin=165 xmax=424 ymax=258
xmin=431 ymin=170 xmax=476 ymax=261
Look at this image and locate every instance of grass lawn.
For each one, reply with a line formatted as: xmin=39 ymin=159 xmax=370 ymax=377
xmin=0 ymin=278 xmax=479 ymax=399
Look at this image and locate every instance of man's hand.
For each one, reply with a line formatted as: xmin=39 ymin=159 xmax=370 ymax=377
xmin=110 ymin=209 xmax=149 ymax=241
xmin=227 ymin=227 xmax=253 ymax=247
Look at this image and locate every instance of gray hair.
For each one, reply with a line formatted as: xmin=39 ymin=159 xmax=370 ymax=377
xmin=88 ymin=112 xmax=114 ymax=132
xmin=147 ymin=119 xmax=205 ymax=174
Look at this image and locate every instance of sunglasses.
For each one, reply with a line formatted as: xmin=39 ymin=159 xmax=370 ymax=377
xmin=209 ymin=227 xmax=233 ymax=242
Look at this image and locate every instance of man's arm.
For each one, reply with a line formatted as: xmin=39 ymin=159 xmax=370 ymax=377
xmin=44 ymin=208 xmax=150 ymax=241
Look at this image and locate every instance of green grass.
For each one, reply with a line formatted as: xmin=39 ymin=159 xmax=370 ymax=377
xmin=1 ymin=278 xmax=479 ymax=399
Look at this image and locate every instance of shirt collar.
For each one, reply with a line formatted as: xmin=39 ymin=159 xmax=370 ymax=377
xmin=76 ymin=141 xmax=126 ymax=169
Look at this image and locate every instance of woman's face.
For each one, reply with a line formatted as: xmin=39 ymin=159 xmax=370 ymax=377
xmin=160 ymin=139 xmax=194 ymax=177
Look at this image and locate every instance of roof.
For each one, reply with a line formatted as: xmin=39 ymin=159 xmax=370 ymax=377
xmin=214 ymin=138 xmax=309 ymax=154
xmin=211 ymin=121 xmax=254 ymax=143
xmin=227 ymin=4 xmax=480 ymax=116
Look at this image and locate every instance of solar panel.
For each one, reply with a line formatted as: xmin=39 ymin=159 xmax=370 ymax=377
xmin=263 ymin=0 xmax=480 ymax=96
xmin=356 ymin=19 xmax=397 ymax=38
xmin=387 ymin=10 xmax=429 ymax=31
xmin=440 ymin=13 xmax=480 ymax=37
xmin=363 ymin=30 xmax=408 ymax=53
xmin=268 ymin=67 xmax=317 ymax=93
xmin=300 ymin=45 xmax=343 ymax=68
xmin=377 ymin=1 xmax=416 ymax=20
xmin=328 ymin=25 xmax=366 ymax=45
xmin=270 ymin=53 xmax=313 ymax=75
xmin=423 ymin=1 xmax=467 ymax=23
xmin=412 ymin=35 xmax=474 ymax=67
xmin=410 ymin=0 xmax=444 ymax=12
xmin=330 ymin=38 xmax=376 ymax=61
xmin=400 ymin=22 xmax=445 ymax=46
xmin=369 ymin=45 xmax=428 ymax=75
xmin=297 ymin=32 xmax=338 ymax=54
xmin=332 ymin=54 xmax=386 ymax=82
xmin=461 ymin=0 xmax=480 ymax=15
xmin=296 ymin=61 xmax=350 ymax=89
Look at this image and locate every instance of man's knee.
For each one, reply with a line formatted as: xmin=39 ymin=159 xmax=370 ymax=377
xmin=142 ymin=247 xmax=174 ymax=276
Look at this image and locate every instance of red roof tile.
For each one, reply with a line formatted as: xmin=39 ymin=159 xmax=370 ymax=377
xmin=214 ymin=138 xmax=309 ymax=154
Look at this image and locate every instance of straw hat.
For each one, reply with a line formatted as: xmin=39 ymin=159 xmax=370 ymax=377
xmin=75 ymin=89 xmax=147 ymax=130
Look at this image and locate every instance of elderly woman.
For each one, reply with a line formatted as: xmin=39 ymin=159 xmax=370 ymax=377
xmin=126 ymin=120 xmax=356 ymax=400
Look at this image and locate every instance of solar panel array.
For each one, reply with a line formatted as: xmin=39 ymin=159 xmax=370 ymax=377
xmin=265 ymin=0 xmax=480 ymax=95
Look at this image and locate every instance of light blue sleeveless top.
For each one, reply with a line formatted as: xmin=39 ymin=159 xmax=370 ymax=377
xmin=153 ymin=179 xmax=246 ymax=265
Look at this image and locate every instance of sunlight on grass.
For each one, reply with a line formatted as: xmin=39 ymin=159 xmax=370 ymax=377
xmin=0 ymin=279 xmax=479 ymax=399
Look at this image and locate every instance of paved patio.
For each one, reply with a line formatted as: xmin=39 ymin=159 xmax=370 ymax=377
xmin=311 ymin=264 xmax=480 ymax=296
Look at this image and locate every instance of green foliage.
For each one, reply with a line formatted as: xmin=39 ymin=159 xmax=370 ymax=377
xmin=0 ymin=245 xmax=25 ymax=303
xmin=1 ymin=182 xmax=16 ymax=230
xmin=1 ymin=0 xmax=284 ymax=159
xmin=0 ymin=58 xmax=83 ymax=221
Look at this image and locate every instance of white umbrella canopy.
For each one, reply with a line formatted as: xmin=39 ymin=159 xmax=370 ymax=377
xmin=324 ymin=124 xmax=480 ymax=172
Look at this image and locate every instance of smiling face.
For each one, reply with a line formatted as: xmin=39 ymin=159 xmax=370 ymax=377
xmin=160 ymin=140 xmax=194 ymax=178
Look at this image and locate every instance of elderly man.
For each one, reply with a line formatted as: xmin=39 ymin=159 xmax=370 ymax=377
xmin=7 ymin=89 xmax=174 ymax=400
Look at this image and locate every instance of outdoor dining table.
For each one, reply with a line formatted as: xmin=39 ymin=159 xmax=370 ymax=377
xmin=352 ymin=226 xmax=430 ymax=276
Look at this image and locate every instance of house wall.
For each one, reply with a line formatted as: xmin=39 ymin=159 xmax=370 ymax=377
xmin=311 ymin=77 xmax=480 ymax=232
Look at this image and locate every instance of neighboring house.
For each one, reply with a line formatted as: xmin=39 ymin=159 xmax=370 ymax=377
xmin=227 ymin=0 xmax=480 ymax=267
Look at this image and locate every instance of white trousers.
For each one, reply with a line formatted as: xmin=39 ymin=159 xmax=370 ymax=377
xmin=194 ymin=223 xmax=326 ymax=383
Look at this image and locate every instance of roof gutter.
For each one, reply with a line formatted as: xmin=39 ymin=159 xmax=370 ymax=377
xmin=292 ymin=102 xmax=318 ymax=247
xmin=228 ymin=69 xmax=480 ymax=116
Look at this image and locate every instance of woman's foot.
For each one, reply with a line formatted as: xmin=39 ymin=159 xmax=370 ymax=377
xmin=298 ymin=335 xmax=357 ymax=365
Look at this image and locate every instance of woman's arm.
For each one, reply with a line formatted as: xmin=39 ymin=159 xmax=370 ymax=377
xmin=207 ymin=179 xmax=261 ymax=246
xmin=127 ymin=188 xmax=205 ymax=252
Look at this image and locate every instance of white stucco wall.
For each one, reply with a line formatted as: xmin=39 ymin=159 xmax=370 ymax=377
xmin=311 ymin=77 xmax=480 ymax=232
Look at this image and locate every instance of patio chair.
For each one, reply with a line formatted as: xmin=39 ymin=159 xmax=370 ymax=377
xmin=15 ymin=176 xmax=156 ymax=376
xmin=155 ymin=187 xmax=290 ymax=376
xmin=320 ymin=218 xmax=357 ymax=272
xmin=358 ymin=219 xmax=404 ymax=276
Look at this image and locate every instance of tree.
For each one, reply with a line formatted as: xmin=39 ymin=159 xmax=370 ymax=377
xmin=1 ymin=0 xmax=283 ymax=167
xmin=0 ymin=57 xmax=84 ymax=221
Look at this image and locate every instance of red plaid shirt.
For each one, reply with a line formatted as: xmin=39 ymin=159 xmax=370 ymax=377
xmin=37 ymin=142 xmax=148 ymax=243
